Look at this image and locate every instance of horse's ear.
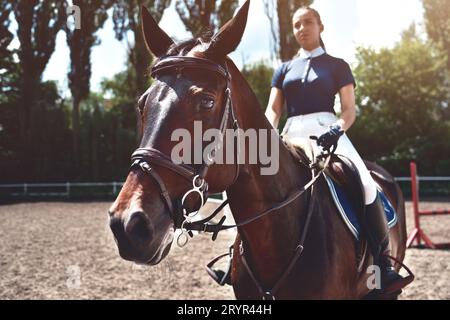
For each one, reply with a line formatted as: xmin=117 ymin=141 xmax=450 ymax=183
xmin=205 ymin=0 xmax=250 ymax=58
xmin=141 ymin=6 xmax=174 ymax=57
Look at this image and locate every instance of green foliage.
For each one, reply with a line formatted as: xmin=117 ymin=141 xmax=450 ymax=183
xmin=241 ymin=60 xmax=290 ymax=131
xmin=78 ymin=94 xmax=136 ymax=181
xmin=0 ymin=81 xmax=73 ymax=182
xmin=35 ymin=82 xmax=74 ymax=181
xmin=423 ymin=0 xmax=450 ymax=69
xmin=100 ymin=68 xmax=142 ymax=130
xmin=0 ymin=61 xmax=20 ymax=160
xmin=2 ymin=0 xmax=68 ymax=181
xmin=241 ymin=60 xmax=274 ymax=111
xmin=350 ymin=33 xmax=450 ymax=176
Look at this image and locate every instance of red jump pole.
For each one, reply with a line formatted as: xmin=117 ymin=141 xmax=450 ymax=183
xmin=406 ymin=162 xmax=450 ymax=249
xmin=407 ymin=162 xmax=425 ymax=247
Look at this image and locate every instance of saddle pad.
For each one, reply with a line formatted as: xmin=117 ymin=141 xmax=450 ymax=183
xmin=324 ymin=176 xmax=398 ymax=240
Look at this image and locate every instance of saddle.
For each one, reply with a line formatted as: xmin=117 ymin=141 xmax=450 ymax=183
xmin=282 ymin=135 xmax=365 ymax=216
xmin=282 ymin=136 xmax=369 ymax=267
xmin=282 ymin=136 xmax=400 ymax=269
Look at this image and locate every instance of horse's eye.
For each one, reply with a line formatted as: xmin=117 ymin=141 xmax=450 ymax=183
xmin=199 ymin=97 xmax=215 ymax=110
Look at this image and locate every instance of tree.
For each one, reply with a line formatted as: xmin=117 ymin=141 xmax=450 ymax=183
xmin=112 ymin=0 xmax=171 ymax=99
xmin=32 ymin=81 xmax=73 ymax=182
xmin=423 ymin=0 xmax=450 ymax=69
xmin=175 ymin=0 xmax=239 ymax=37
xmin=0 ymin=1 xmax=20 ymax=177
xmin=263 ymin=0 xmax=313 ymax=62
xmin=65 ymin=0 xmax=112 ymax=174
xmin=0 ymin=1 xmax=14 ymax=76
xmin=350 ymin=33 xmax=450 ymax=176
xmin=13 ymin=0 xmax=67 ymax=173
xmin=0 ymin=1 xmax=17 ymax=99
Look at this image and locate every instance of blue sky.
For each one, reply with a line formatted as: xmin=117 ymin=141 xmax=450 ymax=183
xmin=35 ymin=0 xmax=425 ymax=96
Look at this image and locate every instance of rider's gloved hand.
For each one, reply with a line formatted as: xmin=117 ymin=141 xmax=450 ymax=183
xmin=311 ymin=124 xmax=344 ymax=151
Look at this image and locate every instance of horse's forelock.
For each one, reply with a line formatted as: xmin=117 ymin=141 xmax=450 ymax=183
xmin=160 ymin=32 xmax=219 ymax=60
xmin=164 ymin=37 xmax=212 ymax=57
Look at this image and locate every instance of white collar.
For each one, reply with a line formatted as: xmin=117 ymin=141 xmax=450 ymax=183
xmin=298 ymin=47 xmax=325 ymax=59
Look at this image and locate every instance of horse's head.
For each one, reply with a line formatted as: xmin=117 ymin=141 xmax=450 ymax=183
xmin=108 ymin=1 xmax=250 ymax=265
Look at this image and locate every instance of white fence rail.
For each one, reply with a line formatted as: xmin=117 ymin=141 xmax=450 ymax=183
xmin=0 ymin=177 xmax=449 ymax=198
xmin=394 ymin=177 xmax=450 ymax=182
xmin=0 ymin=182 xmax=124 ymax=197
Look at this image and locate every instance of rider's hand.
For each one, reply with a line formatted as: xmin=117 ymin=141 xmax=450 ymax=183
xmin=311 ymin=124 xmax=344 ymax=151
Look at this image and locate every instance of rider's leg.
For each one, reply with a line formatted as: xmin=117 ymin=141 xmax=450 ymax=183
xmin=335 ymin=134 xmax=411 ymax=294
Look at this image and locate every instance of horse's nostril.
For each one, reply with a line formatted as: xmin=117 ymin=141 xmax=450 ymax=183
xmin=109 ymin=216 xmax=124 ymax=235
xmin=125 ymin=212 xmax=153 ymax=245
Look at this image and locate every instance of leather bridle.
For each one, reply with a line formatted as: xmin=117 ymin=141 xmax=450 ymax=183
xmin=130 ymin=56 xmax=240 ymax=242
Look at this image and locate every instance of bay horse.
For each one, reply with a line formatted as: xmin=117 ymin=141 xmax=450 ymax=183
xmin=108 ymin=0 xmax=409 ymax=299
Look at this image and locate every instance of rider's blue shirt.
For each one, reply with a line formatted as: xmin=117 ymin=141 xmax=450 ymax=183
xmin=271 ymin=47 xmax=356 ymax=118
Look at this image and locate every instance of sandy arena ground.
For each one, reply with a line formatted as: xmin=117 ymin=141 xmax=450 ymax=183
xmin=0 ymin=200 xmax=449 ymax=300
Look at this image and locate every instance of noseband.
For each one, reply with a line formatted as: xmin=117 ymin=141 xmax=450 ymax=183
xmin=130 ymin=56 xmax=240 ymax=240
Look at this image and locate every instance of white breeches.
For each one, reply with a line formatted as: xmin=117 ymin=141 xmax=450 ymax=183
xmin=282 ymin=112 xmax=377 ymax=205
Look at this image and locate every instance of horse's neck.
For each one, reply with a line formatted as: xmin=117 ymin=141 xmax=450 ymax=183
xmin=225 ymin=60 xmax=311 ymax=282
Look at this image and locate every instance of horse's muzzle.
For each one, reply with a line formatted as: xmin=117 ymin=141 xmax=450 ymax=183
xmin=109 ymin=211 xmax=155 ymax=260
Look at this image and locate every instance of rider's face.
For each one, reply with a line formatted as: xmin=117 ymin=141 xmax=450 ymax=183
xmin=292 ymin=9 xmax=323 ymax=51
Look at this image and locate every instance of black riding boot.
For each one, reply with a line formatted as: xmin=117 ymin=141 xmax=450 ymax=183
xmin=363 ymin=193 xmax=410 ymax=295
xmin=212 ymin=265 xmax=232 ymax=286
